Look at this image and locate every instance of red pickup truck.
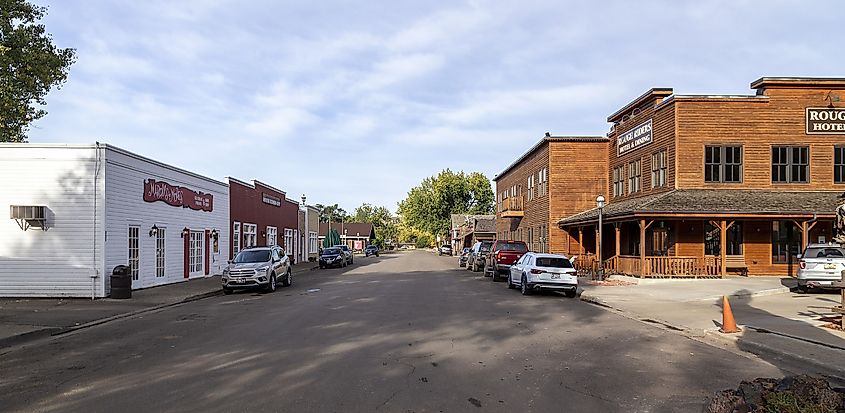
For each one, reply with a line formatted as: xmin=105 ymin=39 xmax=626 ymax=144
xmin=485 ymin=240 xmax=528 ymax=282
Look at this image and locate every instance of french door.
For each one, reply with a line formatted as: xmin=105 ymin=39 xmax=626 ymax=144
xmin=189 ymin=230 xmax=204 ymax=277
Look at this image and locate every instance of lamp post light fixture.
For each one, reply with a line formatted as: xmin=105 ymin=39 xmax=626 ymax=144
xmin=302 ymin=194 xmax=308 ymax=262
xmin=596 ymin=195 xmax=606 ymax=280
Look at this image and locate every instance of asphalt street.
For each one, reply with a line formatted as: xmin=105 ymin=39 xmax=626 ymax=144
xmin=0 ymin=251 xmax=785 ymax=412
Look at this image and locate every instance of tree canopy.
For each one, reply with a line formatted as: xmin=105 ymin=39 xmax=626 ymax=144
xmin=1 ymin=0 xmax=76 ymax=142
xmin=397 ymin=169 xmax=494 ymax=239
xmin=351 ymin=203 xmax=398 ymax=248
xmin=313 ymin=203 xmax=350 ymax=223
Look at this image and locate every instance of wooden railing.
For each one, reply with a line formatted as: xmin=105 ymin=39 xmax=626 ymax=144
xmin=600 ymin=255 xmax=723 ymax=278
xmin=502 ymin=195 xmax=524 ymax=213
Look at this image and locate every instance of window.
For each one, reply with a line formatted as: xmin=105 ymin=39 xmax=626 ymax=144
xmin=527 ymin=175 xmax=535 ymax=201
xmin=284 ymin=229 xmax=294 ymax=255
xmin=189 ymin=230 xmax=204 ymax=274
xmin=232 ymin=222 xmax=241 ymax=254
xmin=155 ymin=228 xmax=166 ymax=277
xmin=772 ymin=221 xmax=800 ymax=264
xmin=627 ymin=160 xmax=641 ymax=194
xmin=772 ymin=146 xmax=808 ymax=183
xmin=309 ymin=231 xmax=318 ymax=253
xmin=128 ymin=226 xmax=140 ymax=281
xmin=705 ymin=146 xmax=742 ymax=183
xmin=266 ymin=226 xmax=278 ymax=246
xmin=527 ymin=227 xmax=534 ymax=251
xmin=538 ymin=224 xmax=547 ymax=253
xmin=704 ymin=222 xmax=743 ymax=256
xmin=835 ymin=146 xmax=845 ymax=184
xmin=612 ymin=166 xmax=624 ymax=197
xmin=651 ymin=150 xmax=667 ymax=188
xmin=538 ymin=168 xmax=548 ymax=197
xmin=243 ymin=223 xmax=257 ymax=247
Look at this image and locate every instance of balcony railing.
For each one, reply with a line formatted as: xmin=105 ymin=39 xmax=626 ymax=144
xmin=501 ymin=195 xmax=524 ymax=218
xmin=578 ymin=255 xmax=723 ymax=278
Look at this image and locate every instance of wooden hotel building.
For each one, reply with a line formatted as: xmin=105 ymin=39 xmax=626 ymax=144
xmin=554 ymin=77 xmax=845 ymax=277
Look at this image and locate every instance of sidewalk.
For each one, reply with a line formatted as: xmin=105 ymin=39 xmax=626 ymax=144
xmin=0 ymin=264 xmax=319 ymax=349
xmin=579 ymin=276 xmax=845 ymax=378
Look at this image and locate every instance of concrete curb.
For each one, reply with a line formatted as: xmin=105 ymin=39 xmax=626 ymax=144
xmin=689 ymin=286 xmax=792 ymax=302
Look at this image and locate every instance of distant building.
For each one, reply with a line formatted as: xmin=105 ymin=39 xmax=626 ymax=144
xmin=318 ymin=222 xmax=376 ymax=252
xmin=450 ymin=214 xmax=496 ymax=251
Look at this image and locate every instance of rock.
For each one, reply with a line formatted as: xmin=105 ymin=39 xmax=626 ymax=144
xmin=707 ymin=375 xmax=845 ymax=413
xmin=704 ymin=389 xmax=748 ymax=413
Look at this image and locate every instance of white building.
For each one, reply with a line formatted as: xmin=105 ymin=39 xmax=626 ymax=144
xmin=0 ymin=143 xmax=229 ymax=298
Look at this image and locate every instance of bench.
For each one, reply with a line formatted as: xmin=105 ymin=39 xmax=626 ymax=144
xmin=725 ymin=255 xmax=748 ymax=276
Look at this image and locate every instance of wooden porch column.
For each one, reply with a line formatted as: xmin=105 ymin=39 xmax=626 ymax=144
xmin=639 ymin=219 xmax=646 ymax=276
xmin=720 ymin=220 xmax=727 ymax=277
xmin=578 ymin=227 xmax=583 ymax=255
xmin=615 ymin=224 xmax=621 ymax=257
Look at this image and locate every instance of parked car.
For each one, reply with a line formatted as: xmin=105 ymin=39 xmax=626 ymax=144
xmin=796 ymin=243 xmax=845 ymax=292
xmin=334 ymin=244 xmax=354 ymax=265
xmin=466 ymin=240 xmax=494 ymax=272
xmin=438 ymin=244 xmax=453 ymax=256
xmin=320 ymin=247 xmax=347 ymax=268
xmin=222 ymin=246 xmax=291 ymax=294
xmin=365 ymin=245 xmax=380 ymax=257
xmin=508 ymin=252 xmax=577 ymax=297
xmin=485 ymin=240 xmax=528 ymax=281
xmin=458 ymin=247 xmax=471 ymax=267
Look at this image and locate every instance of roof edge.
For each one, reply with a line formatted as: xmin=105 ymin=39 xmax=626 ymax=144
xmin=607 ymin=88 xmax=673 ymax=123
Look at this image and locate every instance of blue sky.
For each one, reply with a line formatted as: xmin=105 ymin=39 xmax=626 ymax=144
xmin=30 ymin=0 xmax=844 ymax=213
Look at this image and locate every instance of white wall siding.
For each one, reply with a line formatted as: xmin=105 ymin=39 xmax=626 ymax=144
xmin=103 ymin=147 xmax=229 ymax=290
xmin=0 ymin=145 xmax=106 ymax=297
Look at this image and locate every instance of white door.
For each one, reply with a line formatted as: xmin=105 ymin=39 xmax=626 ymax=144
xmin=189 ymin=230 xmax=204 ymax=278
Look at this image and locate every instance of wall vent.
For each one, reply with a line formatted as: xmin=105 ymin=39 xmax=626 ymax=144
xmin=10 ymin=205 xmax=48 ymax=231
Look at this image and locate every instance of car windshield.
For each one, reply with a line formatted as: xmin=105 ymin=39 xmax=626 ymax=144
xmin=233 ymin=250 xmax=270 ymax=263
xmin=535 ymin=257 xmax=573 ymax=268
xmin=323 ymin=248 xmax=340 ymax=255
xmin=803 ymin=247 xmax=845 ymax=258
xmin=334 ymin=245 xmax=349 ymax=251
xmin=498 ymin=243 xmax=527 ymax=252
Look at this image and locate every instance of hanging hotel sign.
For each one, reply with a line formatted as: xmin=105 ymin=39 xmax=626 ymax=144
xmin=806 ymin=108 xmax=845 ymax=134
xmin=262 ymin=193 xmax=282 ymax=207
xmin=143 ymin=179 xmax=213 ymax=212
xmin=617 ymin=119 xmax=653 ymax=156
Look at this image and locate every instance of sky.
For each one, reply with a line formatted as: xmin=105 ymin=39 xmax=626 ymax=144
xmin=29 ymin=0 xmax=845 ymax=213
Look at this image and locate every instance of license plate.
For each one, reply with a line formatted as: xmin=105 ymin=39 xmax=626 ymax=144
xmin=232 ymin=278 xmax=245 ymax=284
xmin=818 ymin=281 xmax=833 ymax=285
xmin=825 ymin=263 xmax=837 ymax=270
xmin=551 ymin=274 xmax=560 ymax=279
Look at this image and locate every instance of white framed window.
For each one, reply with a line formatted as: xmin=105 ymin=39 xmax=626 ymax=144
xmin=243 ymin=223 xmax=257 ymax=248
xmin=155 ymin=228 xmax=166 ymax=277
xmin=527 ymin=175 xmax=535 ymax=201
xmin=538 ymin=168 xmax=548 ymax=196
xmin=309 ymin=231 xmax=318 ymax=253
xmin=284 ymin=229 xmax=294 ymax=255
xmin=293 ymin=229 xmax=299 ymax=257
xmin=232 ymin=222 xmax=241 ymax=255
xmin=266 ymin=226 xmax=278 ymax=246
xmin=189 ymin=230 xmax=204 ymax=274
xmin=128 ymin=226 xmax=140 ymax=281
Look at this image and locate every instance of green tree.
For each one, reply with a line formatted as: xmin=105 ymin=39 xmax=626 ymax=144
xmin=397 ymin=169 xmax=494 ymax=239
xmin=1 ymin=0 xmax=76 ymax=142
xmin=314 ymin=203 xmax=350 ymax=223
xmin=351 ymin=203 xmax=399 ymax=248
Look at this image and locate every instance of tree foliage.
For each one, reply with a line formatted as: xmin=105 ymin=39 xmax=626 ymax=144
xmin=313 ymin=203 xmax=350 ymax=223
xmin=1 ymin=0 xmax=76 ymax=142
xmin=352 ymin=203 xmax=398 ymax=248
xmin=397 ymin=169 xmax=494 ymax=239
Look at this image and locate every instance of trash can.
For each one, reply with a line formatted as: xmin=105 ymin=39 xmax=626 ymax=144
xmin=110 ymin=265 xmax=132 ymax=299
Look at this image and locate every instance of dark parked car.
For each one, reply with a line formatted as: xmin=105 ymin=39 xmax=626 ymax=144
xmin=438 ymin=244 xmax=453 ymax=256
xmin=485 ymin=240 xmax=529 ymax=281
xmin=466 ymin=240 xmax=494 ymax=272
xmin=333 ymin=244 xmax=354 ymax=265
xmin=320 ymin=247 xmax=347 ymax=268
xmin=365 ymin=245 xmax=379 ymax=257
xmin=458 ymin=247 xmax=471 ymax=267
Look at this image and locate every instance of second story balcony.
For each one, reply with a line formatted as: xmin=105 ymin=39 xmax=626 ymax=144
xmin=501 ymin=195 xmax=524 ymax=218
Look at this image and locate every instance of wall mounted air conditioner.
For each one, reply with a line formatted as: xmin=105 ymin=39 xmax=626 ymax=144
xmin=10 ymin=205 xmax=48 ymax=231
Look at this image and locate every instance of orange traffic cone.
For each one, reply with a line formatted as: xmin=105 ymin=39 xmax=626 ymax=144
xmin=720 ymin=295 xmax=739 ymax=333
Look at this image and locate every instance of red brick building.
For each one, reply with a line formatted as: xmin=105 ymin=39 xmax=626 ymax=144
xmin=228 ymin=178 xmax=300 ymax=260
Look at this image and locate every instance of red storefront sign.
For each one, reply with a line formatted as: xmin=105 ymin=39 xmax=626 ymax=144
xmin=143 ymin=179 xmax=213 ymax=212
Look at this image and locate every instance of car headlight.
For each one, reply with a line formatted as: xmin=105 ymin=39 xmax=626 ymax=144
xmin=256 ymin=266 xmax=269 ymax=273
xmin=222 ymin=268 xmax=229 ymax=275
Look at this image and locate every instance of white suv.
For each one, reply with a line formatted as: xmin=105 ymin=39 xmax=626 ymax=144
xmin=508 ymin=252 xmax=578 ymax=298
xmin=797 ymin=243 xmax=845 ymax=292
xmin=222 ymin=246 xmax=292 ymax=294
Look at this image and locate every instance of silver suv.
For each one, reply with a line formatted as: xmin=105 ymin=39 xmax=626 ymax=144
xmin=797 ymin=243 xmax=845 ymax=292
xmin=222 ymin=246 xmax=291 ymax=294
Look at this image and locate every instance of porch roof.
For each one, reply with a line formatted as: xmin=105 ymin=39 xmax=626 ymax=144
xmin=559 ymin=189 xmax=843 ymax=227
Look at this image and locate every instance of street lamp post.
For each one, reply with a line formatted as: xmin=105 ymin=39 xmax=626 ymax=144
xmin=596 ymin=195 xmax=606 ymax=280
xmin=302 ymin=195 xmax=307 ymax=263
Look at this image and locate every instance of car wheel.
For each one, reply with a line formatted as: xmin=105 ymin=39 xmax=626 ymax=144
xmin=266 ymin=273 xmax=277 ymax=293
xmin=223 ymin=287 xmax=233 ymax=295
xmin=283 ymin=269 xmax=292 ymax=287
xmin=521 ymin=275 xmax=531 ymax=296
xmin=564 ymin=290 xmax=577 ymax=298
xmin=320 ymin=264 xmax=325 ymax=269
xmin=491 ymin=269 xmax=500 ymax=282
xmin=797 ymin=284 xmax=809 ymax=294
xmin=507 ymin=274 xmax=515 ymax=289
